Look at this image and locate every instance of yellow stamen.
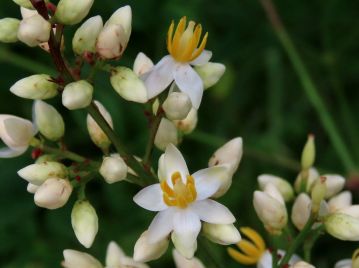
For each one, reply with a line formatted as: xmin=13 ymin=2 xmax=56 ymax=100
xmin=237 ymin=239 xmax=262 ymax=258
xmin=240 ymin=227 xmax=266 ymax=253
xmin=166 ymin=16 xmax=208 ymax=63
xmin=227 ymin=248 xmax=258 ymax=265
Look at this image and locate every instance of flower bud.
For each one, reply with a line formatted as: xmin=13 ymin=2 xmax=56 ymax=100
xmin=62 ymin=80 xmax=93 ymax=110
xmin=100 ymin=154 xmax=128 ymax=184
xmin=10 ymin=74 xmax=58 ymax=100
xmin=294 ymin=167 xmax=319 ymax=193
xmin=133 ymin=52 xmax=153 ymax=76
xmin=290 ymin=261 xmax=315 ymax=268
xmin=195 ymin=62 xmax=225 ymax=89
xmin=35 ymin=154 xmax=57 ymax=164
xmin=163 ymin=92 xmax=192 ymax=120
xmin=71 ymin=200 xmax=98 ymax=248
xmin=18 ymin=161 xmax=68 ymax=185
xmin=291 ymin=193 xmax=312 ymax=230
xmin=20 ymin=7 xmax=37 ymax=19
xmin=258 ymin=174 xmax=294 ymax=202
xmin=173 ymin=107 xmax=198 ymax=134
xmin=311 ymin=177 xmax=327 ymax=214
xmin=301 ymin=134 xmax=315 ymax=170
xmin=253 ymin=184 xmax=287 ymax=234
xmin=110 ymin=67 xmax=148 ymax=103
xmin=328 ymin=191 xmax=352 ymax=213
xmin=133 ymin=230 xmax=169 ymax=262
xmin=87 ymin=100 xmax=113 ymax=151
xmin=55 ymin=0 xmax=94 ymax=25
xmin=202 ymin=223 xmax=241 ymax=245
xmin=17 ymin=13 xmax=51 ymax=47
xmin=72 ymin=16 xmax=103 ymax=55
xmin=320 ymin=174 xmax=345 ymax=199
xmin=154 ymin=118 xmax=178 ymax=151
xmin=324 ymin=212 xmax=359 ymax=241
xmin=33 ymin=100 xmax=65 ymax=141
xmin=34 ymin=177 xmax=72 ymax=209
xmin=27 ymin=183 xmax=39 ymax=193
xmin=105 ymin=6 xmax=132 ymax=35
xmin=0 ymin=18 xmax=20 ymax=43
xmin=62 ymin=249 xmax=102 ymax=268
xmin=173 ymin=249 xmax=205 ymax=268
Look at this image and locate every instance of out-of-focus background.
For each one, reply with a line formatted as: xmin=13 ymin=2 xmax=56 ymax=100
xmin=1 ymin=0 xmax=359 ymax=267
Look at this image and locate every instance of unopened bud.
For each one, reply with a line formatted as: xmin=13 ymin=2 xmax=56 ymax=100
xmin=35 ymin=154 xmax=57 ymax=164
xmin=20 ymin=7 xmax=37 ymax=19
xmin=291 ymin=193 xmax=312 ymax=230
xmin=33 ymin=100 xmax=65 ymax=141
xmin=110 ymin=67 xmax=148 ymax=103
xmin=324 ymin=212 xmax=359 ymax=241
xmin=353 ymin=249 xmax=359 ymax=268
xmin=55 ymin=0 xmax=94 ymax=25
xmin=71 ymin=200 xmax=98 ymax=248
xmin=154 ymin=118 xmax=178 ymax=151
xmin=72 ymin=16 xmax=103 ymax=55
xmin=311 ymin=177 xmax=327 ymax=214
xmin=0 ymin=18 xmax=20 ymax=43
xmin=173 ymin=249 xmax=205 ymax=268
xmin=62 ymin=249 xmax=102 ymax=268
xmin=253 ymin=184 xmax=287 ymax=234
xmin=294 ymin=167 xmax=319 ymax=193
xmin=34 ymin=177 xmax=72 ymax=209
xmin=87 ymin=100 xmax=113 ymax=151
xmin=258 ymin=174 xmax=294 ymax=202
xmin=10 ymin=74 xmax=58 ymax=100
xmin=62 ymin=80 xmax=93 ymax=110
xmin=105 ymin=5 xmax=132 ymax=36
xmin=320 ymin=174 xmax=345 ymax=199
xmin=18 ymin=161 xmax=68 ymax=185
xmin=100 ymin=154 xmax=128 ymax=184
xmin=17 ymin=14 xmax=51 ymax=47
xmin=133 ymin=52 xmax=153 ymax=76
xmin=173 ymin=107 xmax=198 ymax=134
xmin=202 ymin=223 xmax=241 ymax=245
xmin=163 ymin=92 xmax=192 ymax=120
xmin=133 ymin=230 xmax=169 ymax=262
xmin=195 ymin=62 xmax=225 ymax=89
xmin=301 ymin=134 xmax=315 ymax=170
xmin=328 ymin=191 xmax=352 ymax=213
xmin=27 ymin=183 xmax=39 ymax=193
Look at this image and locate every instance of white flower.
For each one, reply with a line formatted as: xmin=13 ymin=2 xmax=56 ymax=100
xmin=133 ymin=144 xmax=236 ymax=258
xmin=144 ymin=16 xmax=211 ymax=109
xmin=0 ymin=114 xmax=36 ymax=158
xmin=173 ymin=249 xmax=205 ymax=268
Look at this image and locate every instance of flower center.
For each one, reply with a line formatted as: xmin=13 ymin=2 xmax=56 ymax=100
xmin=167 ymin=16 xmax=208 ymax=63
xmin=160 ymin=171 xmax=197 ymax=208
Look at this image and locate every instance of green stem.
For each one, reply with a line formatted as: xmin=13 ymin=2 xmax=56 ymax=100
xmin=198 ymin=237 xmax=225 ymax=268
xmin=259 ymin=0 xmax=357 ymax=173
xmin=40 ymin=144 xmax=87 ymax=163
xmin=303 ymin=225 xmax=324 ymax=262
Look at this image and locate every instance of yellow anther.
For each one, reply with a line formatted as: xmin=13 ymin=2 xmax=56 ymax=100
xmin=227 ymin=247 xmax=258 ymax=265
xmin=166 ymin=16 xmax=208 ymax=63
xmin=240 ymin=227 xmax=266 ymax=253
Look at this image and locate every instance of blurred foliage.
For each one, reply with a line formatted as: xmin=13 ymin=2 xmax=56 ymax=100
xmin=1 ymin=0 xmax=359 ymax=267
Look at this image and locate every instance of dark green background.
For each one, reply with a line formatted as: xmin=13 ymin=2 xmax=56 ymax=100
xmin=0 ymin=0 xmax=359 ymax=267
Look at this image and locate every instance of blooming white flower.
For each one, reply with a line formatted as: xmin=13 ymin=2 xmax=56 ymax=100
xmin=144 ymin=16 xmax=211 ymax=109
xmin=133 ymin=144 xmax=236 ymax=258
xmin=173 ymin=249 xmax=205 ymax=268
xmin=0 ymin=114 xmax=36 ymax=158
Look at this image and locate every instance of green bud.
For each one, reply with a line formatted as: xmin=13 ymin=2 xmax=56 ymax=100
xmin=55 ymin=0 xmax=94 ymax=25
xmin=12 ymin=0 xmax=48 ymax=9
xmin=0 ymin=18 xmax=20 ymax=43
xmin=301 ymin=134 xmax=315 ymax=170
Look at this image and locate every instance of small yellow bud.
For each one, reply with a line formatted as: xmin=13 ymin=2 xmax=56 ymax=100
xmin=301 ymin=134 xmax=315 ymax=170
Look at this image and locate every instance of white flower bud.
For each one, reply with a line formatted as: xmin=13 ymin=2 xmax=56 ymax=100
xmin=202 ymin=223 xmax=241 ymax=245
xmin=105 ymin=5 xmax=132 ymax=36
xmin=253 ymin=184 xmax=287 ymax=234
xmin=301 ymin=134 xmax=315 ymax=170
xmin=173 ymin=249 xmax=205 ymax=268
xmin=34 ymin=177 xmax=72 ymax=209
xmin=72 ymin=16 xmax=103 ymax=55
xmin=10 ymin=74 xmax=58 ymax=100
xmin=291 ymin=193 xmax=312 ymax=230
xmin=62 ymin=249 xmax=102 ymax=268
xmin=27 ymin=183 xmax=39 ymax=193
xmin=319 ymin=174 xmax=345 ymax=199
xmin=106 ymin=241 xmax=148 ymax=268
xmin=96 ymin=24 xmax=125 ymax=59
xmin=35 ymin=154 xmax=57 ymax=164
xmin=324 ymin=212 xmax=359 ymax=241
xmin=163 ymin=92 xmax=192 ymax=120
xmin=0 ymin=18 xmax=20 ymax=43
xmin=33 ymin=100 xmax=65 ymax=141
xmin=71 ymin=200 xmax=98 ymax=248
xmin=133 ymin=52 xmax=153 ymax=76
xmin=328 ymin=191 xmax=352 ymax=213
xmin=18 ymin=161 xmax=68 ymax=185
xmin=20 ymin=7 xmax=37 ymax=19
xmin=62 ymin=80 xmax=93 ymax=110
xmin=12 ymin=0 xmax=48 ymax=9
xmin=100 ymin=154 xmax=128 ymax=184
xmin=290 ymin=261 xmax=315 ymax=268
xmin=133 ymin=230 xmax=169 ymax=262
xmin=258 ymin=174 xmax=294 ymax=202
xmin=110 ymin=67 xmax=148 ymax=103
xmin=17 ymin=13 xmax=51 ymax=47
xmin=294 ymin=167 xmax=319 ymax=193
xmin=55 ymin=0 xmax=94 ymax=25
xmin=154 ymin=118 xmax=178 ymax=151
xmin=195 ymin=62 xmax=225 ymax=89
xmin=87 ymin=100 xmax=113 ymax=151
xmin=173 ymin=107 xmax=198 ymax=134
xmin=208 ymin=137 xmax=243 ymax=198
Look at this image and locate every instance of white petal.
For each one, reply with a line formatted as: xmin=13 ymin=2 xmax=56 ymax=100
xmin=0 ymin=146 xmax=27 ymax=158
xmin=164 ymin=144 xmax=189 ymax=182
xmin=144 ymin=55 xmax=176 ymax=99
xmin=190 ymin=50 xmax=212 ymax=66
xmin=147 ymin=208 xmax=175 ymax=243
xmin=334 ymin=259 xmax=352 ymax=268
xmin=133 ymin=52 xmax=154 ymax=76
xmin=174 ymin=64 xmax=203 ymax=109
xmin=191 ymin=199 xmax=235 ymax=224
xmin=157 ymin=153 xmax=166 ymax=182
xmin=192 ymin=166 xmax=227 ymax=200
xmin=106 ymin=241 xmax=126 ymax=266
xmin=172 ymin=209 xmax=201 ymax=259
xmin=172 ymin=249 xmax=205 ymax=268
xmin=133 ymin=184 xmax=167 ymax=211
xmin=1 ymin=116 xmax=34 ymax=148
